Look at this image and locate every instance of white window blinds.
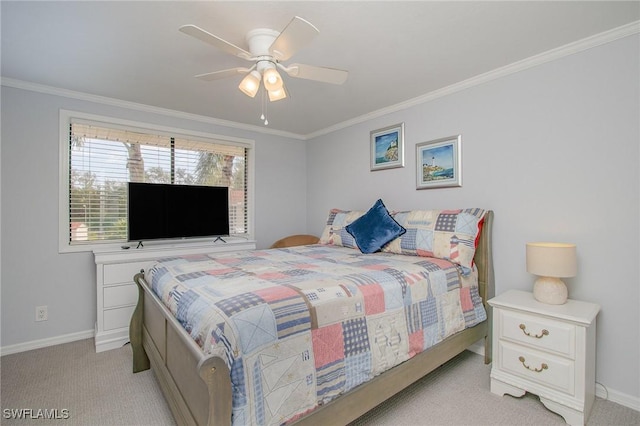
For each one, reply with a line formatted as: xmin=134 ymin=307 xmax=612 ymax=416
xmin=67 ymin=121 xmax=248 ymax=245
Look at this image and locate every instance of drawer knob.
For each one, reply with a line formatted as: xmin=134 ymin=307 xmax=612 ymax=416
xmin=519 ymin=323 xmax=549 ymax=339
xmin=518 ymin=356 xmax=548 ymax=373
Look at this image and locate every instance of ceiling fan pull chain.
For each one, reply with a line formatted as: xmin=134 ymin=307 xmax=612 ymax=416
xmin=261 ymin=88 xmax=269 ymax=125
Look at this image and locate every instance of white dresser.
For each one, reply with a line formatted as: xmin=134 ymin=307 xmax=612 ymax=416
xmin=93 ymin=238 xmax=256 ymax=352
xmin=489 ymin=290 xmax=600 ymax=425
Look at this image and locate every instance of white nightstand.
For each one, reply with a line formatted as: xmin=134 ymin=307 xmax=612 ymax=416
xmin=489 ymin=290 xmax=600 ymax=425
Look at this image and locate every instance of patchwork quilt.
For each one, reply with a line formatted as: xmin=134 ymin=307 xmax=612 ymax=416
xmin=146 ymin=245 xmax=486 ymax=425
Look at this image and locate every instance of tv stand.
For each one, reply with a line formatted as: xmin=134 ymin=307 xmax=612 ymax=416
xmin=213 ymin=236 xmax=227 ymax=243
xmin=92 ymin=237 xmax=256 ymax=352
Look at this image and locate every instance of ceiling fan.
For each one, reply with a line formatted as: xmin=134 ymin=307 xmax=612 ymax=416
xmin=179 ymin=16 xmax=349 ymax=103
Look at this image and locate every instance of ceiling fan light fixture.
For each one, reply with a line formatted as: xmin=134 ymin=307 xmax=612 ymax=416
xmin=263 ymin=66 xmax=283 ymax=92
xmin=268 ymin=86 xmax=287 ymax=102
xmin=181 ymin=17 xmax=349 ymax=122
xmin=238 ymin=70 xmax=261 ymax=98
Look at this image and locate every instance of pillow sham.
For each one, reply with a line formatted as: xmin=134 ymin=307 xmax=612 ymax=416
xmin=318 ymin=208 xmax=365 ymax=248
xmin=346 ymin=199 xmax=406 ymax=254
xmin=383 ymin=208 xmax=486 ymax=269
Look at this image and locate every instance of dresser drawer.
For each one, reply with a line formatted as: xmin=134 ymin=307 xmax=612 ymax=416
xmin=498 ymin=341 xmax=575 ymax=395
xmin=104 ymin=284 xmax=138 ymax=308
xmin=103 ymin=261 xmax=154 ymax=286
xmin=499 ymin=309 xmax=575 ymax=358
xmin=104 ymin=305 xmax=136 ymax=331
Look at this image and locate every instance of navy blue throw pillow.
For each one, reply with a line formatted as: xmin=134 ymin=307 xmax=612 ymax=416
xmin=345 ymin=199 xmax=406 ymax=254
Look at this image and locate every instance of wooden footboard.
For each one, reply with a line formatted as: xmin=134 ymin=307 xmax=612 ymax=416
xmin=130 ymin=210 xmax=494 ymax=426
xmin=131 ymin=272 xmax=232 ymax=425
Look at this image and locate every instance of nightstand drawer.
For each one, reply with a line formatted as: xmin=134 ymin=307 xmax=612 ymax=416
xmin=499 ymin=341 xmax=575 ymax=395
xmin=500 ymin=309 xmax=575 ymax=358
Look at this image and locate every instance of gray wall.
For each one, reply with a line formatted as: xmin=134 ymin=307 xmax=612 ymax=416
xmin=306 ymin=35 xmax=639 ymax=401
xmin=0 ymin=86 xmax=308 ymax=347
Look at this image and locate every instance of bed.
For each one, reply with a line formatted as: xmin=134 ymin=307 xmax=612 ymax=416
xmin=130 ymin=206 xmax=494 ymax=426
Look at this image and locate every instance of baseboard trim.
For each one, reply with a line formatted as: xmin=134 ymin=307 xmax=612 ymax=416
xmin=0 ymin=330 xmax=94 ymax=356
xmin=95 ymin=328 xmax=130 ymax=353
xmin=596 ymin=383 xmax=640 ymax=412
xmin=467 ymin=339 xmax=485 ymax=357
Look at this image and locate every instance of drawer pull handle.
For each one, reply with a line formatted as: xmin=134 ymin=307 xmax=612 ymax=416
xmin=519 ymin=323 xmax=549 ymax=338
xmin=518 ymin=356 xmax=548 ymax=373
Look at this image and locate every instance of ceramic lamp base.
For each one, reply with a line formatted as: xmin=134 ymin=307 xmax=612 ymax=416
xmin=533 ymin=276 xmax=568 ymax=305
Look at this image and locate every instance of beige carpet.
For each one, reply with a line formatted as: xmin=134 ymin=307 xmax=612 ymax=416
xmin=1 ymin=339 xmax=638 ymax=425
xmin=1 ymin=339 xmax=174 ymax=425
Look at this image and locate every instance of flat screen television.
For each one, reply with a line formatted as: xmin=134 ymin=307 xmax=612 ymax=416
xmin=128 ymin=182 xmax=230 ymax=242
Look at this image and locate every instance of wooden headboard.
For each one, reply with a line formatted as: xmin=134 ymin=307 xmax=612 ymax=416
xmin=472 ymin=209 xmax=494 ymax=364
xmin=475 ymin=210 xmax=495 ymax=306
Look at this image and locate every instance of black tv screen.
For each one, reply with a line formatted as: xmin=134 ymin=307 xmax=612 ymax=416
xmin=128 ymin=182 xmax=230 ymax=242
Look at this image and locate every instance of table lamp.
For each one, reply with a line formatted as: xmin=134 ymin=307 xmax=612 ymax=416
xmin=526 ymin=242 xmax=577 ymax=305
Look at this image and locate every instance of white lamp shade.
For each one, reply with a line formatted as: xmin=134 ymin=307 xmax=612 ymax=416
xmin=526 ymin=242 xmax=577 ymax=278
xmin=238 ymin=71 xmax=261 ymax=98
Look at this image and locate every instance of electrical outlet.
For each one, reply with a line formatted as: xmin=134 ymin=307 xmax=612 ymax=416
xmin=36 ymin=305 xmax=48 ymax=322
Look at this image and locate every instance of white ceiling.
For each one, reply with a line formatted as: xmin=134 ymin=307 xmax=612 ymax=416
xmin=2 ymin=1 xmax=638 ymax=137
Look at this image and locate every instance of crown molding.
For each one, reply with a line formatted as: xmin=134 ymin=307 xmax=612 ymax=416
xmin=3 ymin=21 xmax=638 ymax=141
xmin=306 ymin=20 xmax=640 ymax=140
xmin=0 ymin=77 xmax=307 ymax=141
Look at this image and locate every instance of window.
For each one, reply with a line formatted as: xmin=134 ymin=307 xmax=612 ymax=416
xmin=59 ymin=111 xmax=254 ymax=252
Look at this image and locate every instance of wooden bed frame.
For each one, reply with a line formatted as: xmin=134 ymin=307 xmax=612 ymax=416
xmin=130 ymin=210 xmax=494 ymax=426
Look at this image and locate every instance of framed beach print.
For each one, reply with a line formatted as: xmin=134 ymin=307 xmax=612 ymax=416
xmin=416 ymin=135 xmax=462 ymax=189
xmin=370 ymin=123 xmax=404 ymax=171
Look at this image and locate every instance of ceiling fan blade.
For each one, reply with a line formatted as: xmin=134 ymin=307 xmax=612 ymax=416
xmin=281 ymin=63 xmax=348 ymax=85
xmin=269 ymin=16 xmax=319 ymax=61
xmin=179 ymin=25 xmax=251 ymax=60
xmin=195 ymin=68 xmax=250 ymax=81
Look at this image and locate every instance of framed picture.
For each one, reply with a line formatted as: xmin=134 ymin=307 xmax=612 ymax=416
xmin=370 ymin=123 xmax=404 ymax=171
xmin=416 ymin=135 xmax=462 ymax=189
